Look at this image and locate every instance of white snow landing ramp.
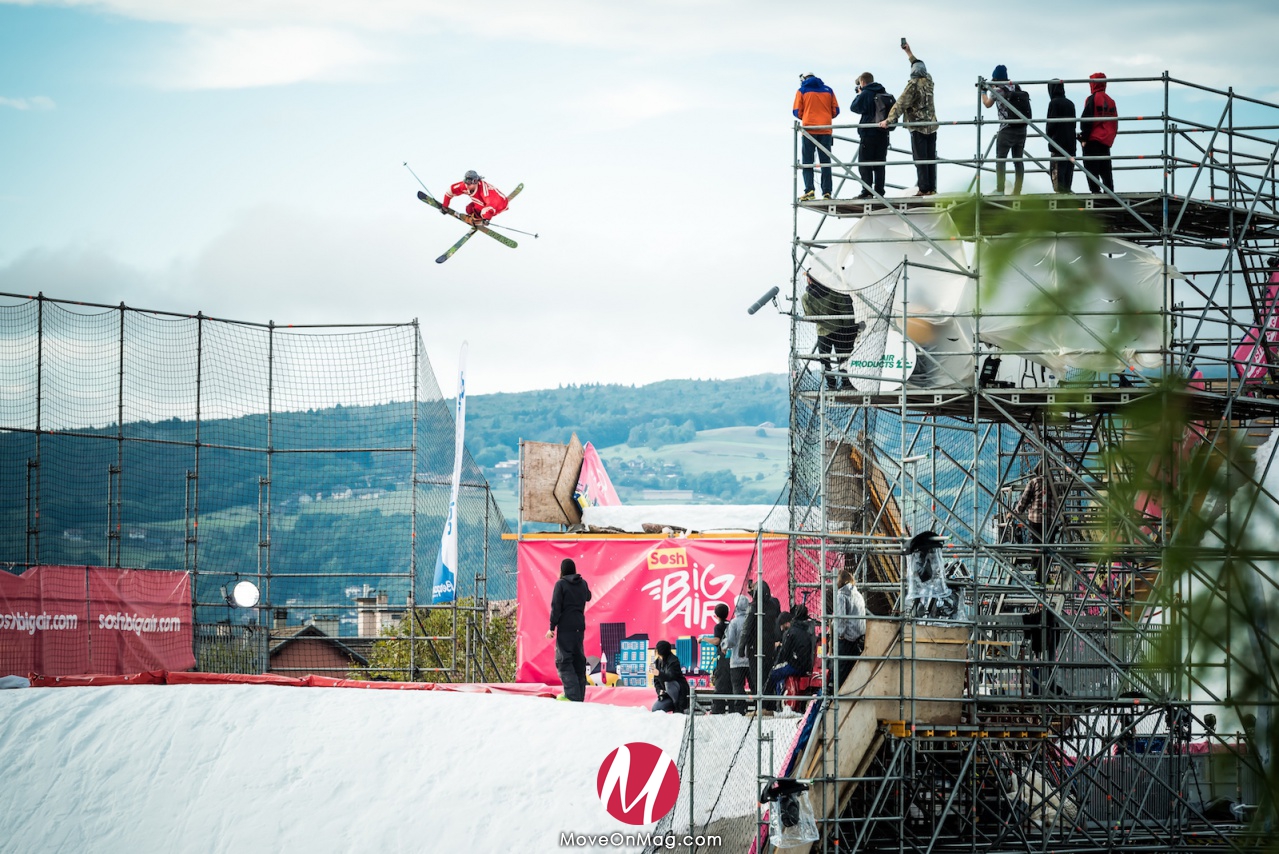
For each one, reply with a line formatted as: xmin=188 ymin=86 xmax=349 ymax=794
xmin=0 ymin=682 xmax=688 ymax=853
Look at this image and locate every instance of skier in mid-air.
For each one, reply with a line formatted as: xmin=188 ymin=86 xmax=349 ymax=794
xmin=441 ymin=170 xmax=509 ymax=226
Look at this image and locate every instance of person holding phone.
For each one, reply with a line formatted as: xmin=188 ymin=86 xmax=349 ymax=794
xmin=879 ymin=39 xmax=939 ymax=196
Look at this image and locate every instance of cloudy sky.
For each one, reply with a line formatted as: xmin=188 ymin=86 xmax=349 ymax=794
xmin=1 ymin=0 xmax=1275 ymax=394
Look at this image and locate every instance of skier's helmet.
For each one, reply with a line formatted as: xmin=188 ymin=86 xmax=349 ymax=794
xmin=463 ymin=170 xmax=482 ymax=184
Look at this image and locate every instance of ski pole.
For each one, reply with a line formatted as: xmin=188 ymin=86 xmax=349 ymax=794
xmin=403 ymin=161 xmax=433 ymax=197
xmin=484 ymin=222 xmax=539 ymax=239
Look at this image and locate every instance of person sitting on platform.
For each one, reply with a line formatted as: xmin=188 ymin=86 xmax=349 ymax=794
xmin=650 ymin=640 xmax=690 ymax=713
xmin=764 ymin=603 xmax=816 ymax=710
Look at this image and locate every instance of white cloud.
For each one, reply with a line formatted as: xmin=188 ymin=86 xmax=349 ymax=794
xmin=161 ymin=26 xmax=389 ymax=90
xmin=0 ymin=95 xmax=55 ymax=110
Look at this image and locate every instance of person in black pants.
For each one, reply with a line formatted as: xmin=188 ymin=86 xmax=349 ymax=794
xmin=741 ymin=579 xmax=781 ymax=706
xmin=546 ymin=558 xmax=591 ymax=702
xmin=651 ymin=640 xmax=690 ymax=713
xmin=1079 ymin=72 xmax=1118 ymax=193
xmin=710 ymin=602 xmax=732 ymax=714
xmin=1045 ymin=79 xmax=1077 ymax=193
xmin=849 ymin=72 xmax=891 ymax=198
xmin=878 ymin=42 xmax=939 ymax=196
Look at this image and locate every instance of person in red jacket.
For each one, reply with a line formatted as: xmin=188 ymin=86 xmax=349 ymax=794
xmin=1079 ymin=73 xmax=1118 ymax=193
xmin=441 ymin=170 xmax=509 ymax=225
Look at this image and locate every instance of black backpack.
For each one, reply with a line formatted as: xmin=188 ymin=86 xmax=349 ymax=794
xmin=1007 ymin=87 xmax=1032 ymax=120
xmin=873 ymin=91 xmax=897 ymax=129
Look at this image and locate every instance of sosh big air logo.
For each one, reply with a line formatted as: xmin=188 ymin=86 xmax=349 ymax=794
xmin=596 ymin=742 xmax=680 ymax=825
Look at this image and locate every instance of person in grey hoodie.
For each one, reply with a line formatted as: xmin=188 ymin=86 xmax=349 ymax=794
xmin=546 ymin=558 xmax=592 ymax=702
xmin=722 ymin=594 xmax=752 ymax=714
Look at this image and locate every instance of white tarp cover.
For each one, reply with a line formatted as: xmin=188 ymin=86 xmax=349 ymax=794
xmin=582 ymin=504 xmax=789 ymax=533
xmin=977 ymin=235 xmax=1177 ymax=373
xmin=808 ymin=212 xmax=976 ymax=388
xmin=807 ymin=212 xmax=1179 ymax=378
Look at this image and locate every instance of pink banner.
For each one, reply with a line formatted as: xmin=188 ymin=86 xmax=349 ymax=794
xmin=515 ymin=538 xmax=789 ymax=685
xmin=0 ymin=566 xmax=193 ymax=677
xmin=1233 ymin=273 xmax=1279 ymax=382
xmin=575 ymin=442 xmax=621 ymax=509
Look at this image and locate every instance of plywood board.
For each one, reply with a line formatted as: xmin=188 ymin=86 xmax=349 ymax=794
xmin=520 ymin=441 xmax=571 ymax=525
xmin=836 ymin=621 xmax=967 ymax=724
xmin=554 ymin=433 xmax=585 ymax=526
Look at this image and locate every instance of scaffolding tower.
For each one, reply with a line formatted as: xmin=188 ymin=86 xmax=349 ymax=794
xmin=774 ymin=73 xmax=1279 ymax=853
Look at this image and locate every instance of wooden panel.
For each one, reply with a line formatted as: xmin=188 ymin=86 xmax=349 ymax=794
xmin=838 ymin=620 xmax=966 ymax=724
xmin=554 ymin=433 xmax=584 ymax=526
xmin=520 ymin=441 xmax=570 ymax=525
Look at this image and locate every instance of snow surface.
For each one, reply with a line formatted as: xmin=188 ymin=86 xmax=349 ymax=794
xmin=0 ymin=684 xmax=699 ymax=853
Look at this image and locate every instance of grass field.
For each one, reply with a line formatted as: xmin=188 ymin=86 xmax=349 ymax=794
xmin=597 ymin=426 xmax=789 ymax=503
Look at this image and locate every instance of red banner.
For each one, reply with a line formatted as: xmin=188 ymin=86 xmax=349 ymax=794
xmin=0 ymin=566 xmax=194 ymax=677
xmin=515 ymin=538 xmax=789 ymax=685
xmin=0 ymin=565 xmax=90 ymax=675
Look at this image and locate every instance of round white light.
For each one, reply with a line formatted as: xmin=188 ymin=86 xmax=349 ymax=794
xmin=230 ymin=580 xmax=260 ymax=608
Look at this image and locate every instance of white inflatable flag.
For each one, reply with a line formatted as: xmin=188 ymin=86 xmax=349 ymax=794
xmin=432 ymin=343 xmax=468 ymax=604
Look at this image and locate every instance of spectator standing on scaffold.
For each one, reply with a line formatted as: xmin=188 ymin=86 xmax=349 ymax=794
xmin=1046 ymin=79 xmax=1078 ymax=193
xmin=723 ymin=593 xmax=751 ymax=713
xmin=710 ymin=602 xmax=732 ymax=714
xmin=828 ymin=564 xmax=867 ymax=691
xmin=793 ymin=73 xmax=840 ymax=201
xmin=1079 ymin=73 xmax=1118 ymax=193
xmin=879 ymin=40 xmax=938 ymax=196
xmin=981 ymin=65 xmax=1029 ymax=196
xmin=848 ymin=71 xmax=892 ymax=199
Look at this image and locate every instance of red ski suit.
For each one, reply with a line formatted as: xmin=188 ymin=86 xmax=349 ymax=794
xmin=442 ymin=180 xmax=509 ymax=220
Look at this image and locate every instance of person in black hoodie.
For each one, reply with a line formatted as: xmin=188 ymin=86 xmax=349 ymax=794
xmin=740 ymin=579 xmax=781 ymax=704
xmin=764 ymin=603 xmax=817 ymax=709
xmin=651 ymin=640 xmax=690 ymax=713
xmin=710 ymin=602 xmax=732 ymax=714
xmin=848 ymin=72 xmax=890 ymax=199
xmin=1045 ymin=80 xmax=1077 ymax=193
xmin=546 ymin=558 xmax=591 ymax=702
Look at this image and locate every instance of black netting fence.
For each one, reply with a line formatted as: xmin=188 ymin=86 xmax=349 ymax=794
xmin=0 ymin=294 xmax=515 ymax=680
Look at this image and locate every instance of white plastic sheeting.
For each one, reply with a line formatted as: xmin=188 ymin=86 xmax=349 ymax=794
xmin=804 ymin=211 xmax=1180 ymax=381
xmin=581 ymin=504 xmax=789 ymax=533
xmin=807 ymin=212 xmax=977 ymax=389
xmin=976 ymin=235 xmax=1178 ymax=373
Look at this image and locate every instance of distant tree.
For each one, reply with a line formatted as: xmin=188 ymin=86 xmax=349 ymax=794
xmin=356 ymin=599 xmax=516 ymax=682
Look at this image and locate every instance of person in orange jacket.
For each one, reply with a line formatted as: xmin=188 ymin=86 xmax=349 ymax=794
xmin=793 ymin=74 xmax=840 ymax=201
xmin=441 ymin=170 xmax=509 ymax=225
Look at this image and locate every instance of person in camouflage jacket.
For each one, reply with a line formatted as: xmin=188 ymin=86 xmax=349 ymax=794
xmin=880 ymin=40 xmax=938 ymax=195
